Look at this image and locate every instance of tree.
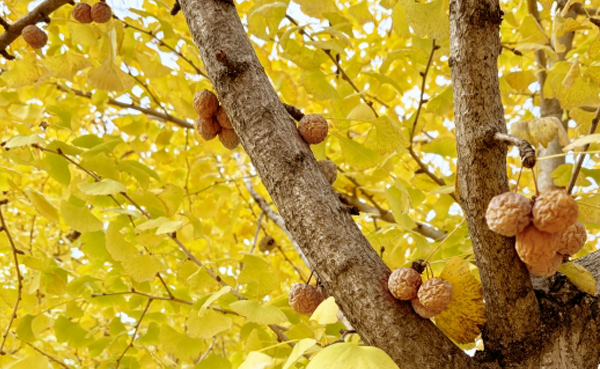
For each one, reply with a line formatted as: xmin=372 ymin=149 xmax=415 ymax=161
xmin=0 ymin=0 xmax=599 ymax=368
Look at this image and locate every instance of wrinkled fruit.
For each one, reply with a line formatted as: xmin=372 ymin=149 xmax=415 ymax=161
xmin=91 ymin=2 xmax=112 ymax=23
xmin=417 ymin=277 xmax=453 ymax=315
xmin=72 ymin=3 xmax=93 ymax=23
xmin=298 ymin=114 xmax=328 ymax=144
xmin=532 ymin=189 xmax=578 ymax=233
xmin=515 ymin=224 xmax=559 ymax=266
xmin=259 ymin=235 xmax=276 ymax=253
xmin=318 ymin=160 xmax=337 ymax=185
xmin=216 ymin=106 xmax=233 ymax=129
xmin=193 ymin=89 xmax=219 ymax=118
xmin=195 ymin=116 xmax=221 ymax=141
xmin=557 ymin=221 xmax=587 ymax=256
xmin=218 ymin=128 xmax=240 ymax=149
xmin=289 ymin=284 xmax=325 ymax=315
xmin=21 ymin=25 xmax=47 ymax=49
xmin=388 ymin=268 xmax=422 ymax=300
xmin=486 ymin=192 xmax=531 ymax=237
xmin=411 ymin=298 xmax=437 ymax=319
xmin=526 ymin=253 xmax=563 ymax=277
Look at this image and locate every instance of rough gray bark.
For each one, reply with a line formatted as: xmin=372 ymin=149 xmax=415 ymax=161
xmin=449 ymin=0 xmax=542 ymax=363
xmin=178 ymin=0 xmax=474 ymax=367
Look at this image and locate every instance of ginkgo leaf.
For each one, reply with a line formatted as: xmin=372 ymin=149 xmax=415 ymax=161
xmin=16 ymin=314 xmax=36 ymax=343
xmin=54 ymin=316 xmax=92 ymax=348
xmin=195 ymin=354 xmax=232 ymax=369
xmin=201 ymin=286 xmax=233 ymax=310
xmin=294 ymin=0 xmax=338 ymax=17
xmin=562 ymin=133 xmax=600 ymax=152
xmin=25 ymin=189 xmax=59 ymax=223
xmin=238 ymin=255 xmax=280 ymax=296
xmin=559 ymin=262 xmax=597 ymax=295
xmin=239 ymin=352 xmax=273 ymax=369
xmin=1 ymin=59 xmax=41 ymax=88
xmin=78 ymin=179 xmax=126 ymax=196
xmin=159 ymin=325 xmax=204 ymax=360
xmin=156 ymin=184 xmax=184 ymax=217
xmin=136 ymin=217 xmax=170 ymax=232
xmin=400 ymin=0 xmax=449 ymax=39
xmin=385 ymin=179 xmax=411 ymax=222
xmin=301 ymin=68 xmax=338 ymax=100
xmin=310 ymin=296 xmax=339 ymax=325
xmin=10 ymin=352 xmax=49 ymax=369
xmin=187 ymin=308 xmax=233 ymax=339
xmin=156 ymin=220 xmax=184 ymax=235
xmin=511 ymin=117 xmax=570 ymax=148
xmin=87 ymin=61 xmax=135 ymax=92
xmin=60 ymin=200 xmax=103 ymax=233
xmin=121 ymin=255 xmax=165 ymax=282
xmin=43 ymin=52 xmax=92 ymax=80
xmin=435 ymin=256 xmax=486 ymax=344
xmin=306 ymin=342 xmax=398 ymax=369
xmin=364 ymin=116 xmax=406 ymax=154
xmin=338 ymin=135 xmax=380 ymax=169
xmin=5 ymin=135 xmax=45 ymax=148
xmin=578 ymin=195 xmax=600 ymax=224
xmin=562 ymin=59 xmax=580 ymax=89
xmin=229 ymin=300 xmax=287 ymax=325
xmin=283 ymin=338 xmax=317 ymax=369
xmin=106 ymin=222 xmax=138 ymax=261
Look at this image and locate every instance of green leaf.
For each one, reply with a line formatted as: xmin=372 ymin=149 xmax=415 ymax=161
xmin=229 ymin=300 xmax=288 ymax=325
xmin=44 ymin=153 xmax=71 ymax=186
xmin=78 ymin=179 xmax=126 ymax=196
xmin=25 ymin=189 xmax=59 ymax=223
xmin=54 ymin=316 xmax=91 ymax=348
xmin=187 ymin=308 xmax=233 ymax=339
xmin=307 ymin=342 xmax=399 ymax=369
xmin=559 ymin=262 xmax=597 ymax=294
xmin=60 ymin=200 xmax=102 ymax=233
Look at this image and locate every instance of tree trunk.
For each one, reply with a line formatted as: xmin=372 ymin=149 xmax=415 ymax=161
xmin=178 ymin=0 xmax=473 ymax=367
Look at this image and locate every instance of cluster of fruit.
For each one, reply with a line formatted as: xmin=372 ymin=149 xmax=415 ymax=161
xmin=388 ymin=265 xmax=453 ymax=319
xmin=486 ymin=189 xmax=586 ymax=276
xmin=193 ymin=89 xmax=240 ymax=149
xmin=21 ymin=2 xmax=112 ymax=49
xmin=288 ymin=284 xmax=326 ymax=315
xmin=72 ymin=2 xmax=112 ymax=24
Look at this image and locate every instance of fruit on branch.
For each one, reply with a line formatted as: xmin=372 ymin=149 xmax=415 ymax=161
xmin=216 ymin=106 xmax=233 ymax=129
xmin=195 ymin=116 xmax=220 ymax=141
xmin=525 ymin=253 xmax=563 ymax=277
xmin=532 ymin=189 xmax=578 ymax=233
xmin=417 ymin=277 xmax=453 ymax=315
xmin=259 ymin=235 xmax=276 ymax=253
xmin=289 ymin=284 xmax=325 ymax=315
xmin=557 ymin=221 xmax=587 ymax=256
xmin=515 ymin=225 xmax=559 ymax=266
xmin=91 ymin=2 xmax=112 ymax=23
xmin=193 ymin=90 xmax=219 ymax=118
xmin=72 ymin=3 xmax=93 ymax=23
xmin=485 ymin=192 xmax=531 ymax=237
xmin=218 ymin=128 xmax=240 ymax=149
xmin=388 ymin=267 xmax=422 ymax=300
xmin=318 ymin=160 xmax=337 ymax=185
xmin=298 ymin=114 xmax=328 ymax=144
xmin=21 ymin=25 xmax=47 ymax=49
xmin=411 ymin=297 xmax=437 ymax=319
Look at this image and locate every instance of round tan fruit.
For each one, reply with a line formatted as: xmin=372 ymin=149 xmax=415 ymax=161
xmin=298 ymin=114 xmax=328 ymax=144
xmin=218 ymin=128 xmax=240 ymax=149
xmin=72 ymin=3 xmax=93 ymax=23
xmin=411 ymin=297 xmax=437 ymax=319
xmin=195 ymin=116 xmax=220 ymax=141
xmin=388 ymin=268 xmax=422 ymax=300
xmin=515 ymin=224 xmax=559 ymax=265
xmin=259 ymin=235 xmax=276 ymax=253
xmin=216 ymin=106 xmax=233 ymax=129
xmin=318 ymin=160 xmax=337 ymax=185
xmin=289 ymin=284 xmax=325 ymax=315
xmin=193 ymin=90 xmax=219 ymax=118
xmin=532 ymin=189 xmax=578 ymax=233
xmin=486 ymin=192 xmax=532 ymax=237
xmin=557 ymin=221 xmax=587 ymax=256
xmin=91 ymin=2 xmax=112 ymax=23
xmin=417 ymin=277 xmax=453 ymax=315
xmin=526 ymin=253 xmax=563 ymax=277
xmin=21 ymin=25 xmax=47 ymax=49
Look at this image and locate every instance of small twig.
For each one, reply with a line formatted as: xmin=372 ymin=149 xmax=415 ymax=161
xmin=24 ymin=342 xmax=69 ymax=369
xmin=0 ymin=202 xmax=23 ymax=355
xmin=249 ymin=212 xmax=264 ymax=254
xmin=501 ymin=44 xmax=523 ymax=56
xmin=156 ymin=273 xmax=174 ymax=299
xmin=0 ymin=17 xmax=10 ymax=31
xmin=115 ymin=298 xmax=152 ymax=368
xmin=325 ymin=329 xmax=358 ymax=346
xmin=423 ymin=219 xmax=465 ymax=263
xmin=493 ymin=132 xmax=536 ymax=168
xmin=196 ymin=337 xmax=215 ymax=364
xmin=171 ymin=0 xmax=181 ymax=15
xmin=566 ymin=106 xmax=600 ymax=194
xmin=410 ymin=39 xmax=439 ymax=144
xmin=283 ymin=103 xmax=305 ymax=122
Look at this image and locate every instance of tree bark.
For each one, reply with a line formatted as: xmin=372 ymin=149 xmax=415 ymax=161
xmin=449 ymin=0 xmax=542 ymax=363
xmin=178 ymin=0 xmax=474 ymax=367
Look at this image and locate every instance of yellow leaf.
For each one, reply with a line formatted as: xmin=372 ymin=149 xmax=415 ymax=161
xmin=187 ymin=308 xmax=232 ymax=339
xmin=306 ymin=342 xmax=399 ymax=369
xmin=43 ymin=52 xmax=92 ymax=80
xmin=155 ymin=220 xmax=184 ymax=235
xmin=562 ymin=59 xmax=580 ymax=89
xmin=78 ymin=179 xmax=126 ymax=196
xmin=238 ymin=255 xmax=280 ymax=296
xmin=229 ymin=300 xmax=288 ymax=325
xmin=106 ymin=222 xmax=138 ymax=261
xmin=511 ymin=117 xmax=570 ymax=148
xmin=25 ymin=189 xmax=59 ymax=223
xmin=60 ymin=200 xmax=103 ymax=233
xmin=239 ymin=352 xmax=273 ymax=369
xmin=283 ymin=338 xmax=317 ymax=369
xmin=159 ymin=325 xmax=204 ymax=360
xmin=400 ymin=0 xmax=449 ymax=39
xmin=562 ymin=133 xmax=600 ymax=152
xmin=1 ymin=59 xmax=41 ymax=88
xmin=200 ymin=286 xmax=233 ymax=310
xmin=122 ymin=254 xmax=166 ymax=282
xmin=578 ymin=195 xmax=600 ymax=225
xmin=436 ymin=257 xmax=486 ymax=344
xmin=10 ymin=352 xmax=49 ymax=369
xmin=294 ymin=0 xmax=338 ymax=18
xmin=136 ymin=52 xmax=171 ymax=78
xmin=558 ymin=262 xmax=597 ymax=295
xmin=310 ymin=296 xmax=338 ymax=325
xmin=338 ymin=135 xmax=380 ymax=169
xmin=87 ymin=61 xmax=135 ymax=92
xmin=301 ymin=68 xmax=338 ymax=100
xmin=347 ymin=103 xmax=375 ymax=121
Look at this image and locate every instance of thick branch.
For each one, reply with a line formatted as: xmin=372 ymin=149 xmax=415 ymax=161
xmin=179 ymin=1 xmax=474 ymax=367
xmin=449 ymin=0 xmax=541 ymax=362
xmin=0 ymin=0 xmax=72 ymax=59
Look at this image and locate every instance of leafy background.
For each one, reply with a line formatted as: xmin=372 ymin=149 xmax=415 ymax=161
xmin=0 ymin=0 xmax=599 ymax=367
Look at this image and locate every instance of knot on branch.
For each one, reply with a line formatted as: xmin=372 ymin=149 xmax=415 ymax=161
xmin=215 ymin=50 xmax=248 ymax=79
xmin=171 ymin=0 xmax=181 ymax=15
xmin=283 ymin=103 xmax=304 ymax=121
xmin=518 ymin=140 xmax=536 ymax=169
